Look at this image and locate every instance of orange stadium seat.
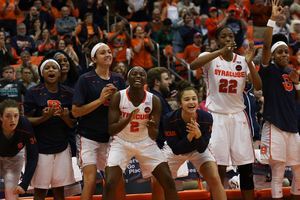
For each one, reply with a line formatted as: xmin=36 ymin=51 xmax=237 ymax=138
xmin=31 ymin=56 xmax=44 ymax=66
xmin=10 ymin=64 xmax=19 ymax=80
xmin=257 ymin=187 xmax=291 ymax=200
xmin=175 ymin=53 xmax=186 ymax=71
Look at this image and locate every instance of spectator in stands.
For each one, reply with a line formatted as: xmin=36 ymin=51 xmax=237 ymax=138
xmin=0 ymin=66 xmax=27 ymax=103
xmin=65 ymin=0 xmax=79 ymax=18
xmin=33 ymin=0 xmax=54 ymax=30
xmin=155 ymin=18 xmax=174 ymax=66
xmin=125 ymin=0 xmax=149 ymax=22
xmin=229 ymin=0 xmax=250 ymax=22
xmin=55 ymin=38 xmax=65 ymax=51
xmin=283 ymin=5 xmax=292 ymax=25
xmin=206 ymin=7 xmax=227 ymax=39
xmin=145 ymin=9 xmax=164 ymax=40
xmin=250 ymin=0 xmax=272 ymax=39
xmin=113 ymin=62 xmax=127 ymax=77
xmin=107 ymin=21 xmax=131 ymax=68
xmin=56 ymin=6 xmax=78 ymax=37
xmin=161 ymin=0 xmax=179 ymax=22
xmin=0 ymin=0 xmax=20 ymax=37
xmin=15 ymin=51 xmax=39 ymax=83
xmin=273 ymin=14 xmax=290 ymax=39
xmin=225 ymin=5 xmax=248 ymax=55
xmin=289 ymin=19 xmax=300 ymax=55
xmin=290 ymin=2 xmax=300 ymax=20
xmin=199 ymin=14 xmax=209 ymax=45
xmin=36 ymin=28 xmax=55 ymax=56
xmin=131 ymin=26 xmax=155 ymax=71
xmin=20 ymin=67 xmax=37 ymax=89
xmin=177 ymin=0 xmax=199 ymax=16
xmin=10 ymin=23 xmax=37 ymax=56
xmin=179 ymin=13 xmax=201 ymax=48
xmin=80 ymin=0 xmax=107 ymax=31
xmin=28 ymin=18 xmax=44 ymax=43
xmin=75 ymin=12 xmax=103 ymax=46
xmin=182 ymin=32 xmax=202 ymax=64
xmin=72 ymin=38 xmax=94 ymax=73
xmin=41 ymin=0 xmax=60 ymax=20
xmin=64 ymin=36 xmax=79 ymax=67
xmin=23 ymin=7 xmax=43 ymax=33
xmin=172 ymin=8 xmax=187 ymax=54
xmin=209 ymin=38 xmax=218 ymax=51
xmin=201 ymin=44 xmax=211 ymax=52
xmin=195 ymin=0 xmax=222 ymax=16
xmin=0 ymin=30 xmax=13 ymax=73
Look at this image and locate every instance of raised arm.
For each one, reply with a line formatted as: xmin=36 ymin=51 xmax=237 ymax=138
xmin=246 ymin=41 xmax=262 ymax=90
xmin=261 ymin=0 xmax=283 ymax=66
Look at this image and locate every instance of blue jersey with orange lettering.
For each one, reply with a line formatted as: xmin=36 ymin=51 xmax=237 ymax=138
xmin=72 ymin=70 xmax=126 ymax=142
xmin=259 ymin=63 xmax=298 ymax=133
xmin=0 ymin=116 xmax=38 ymax=191
xmin=163 ymin=109 xmax=213 ymax=155
xmin=24 ymin=83 xmax=74 ymax=154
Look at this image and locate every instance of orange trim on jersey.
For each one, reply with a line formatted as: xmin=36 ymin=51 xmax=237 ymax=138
xmin=269 ymin=123 xmax=272 ymax=159
xmin=126 ymin=88 xmax=147 ymax=103
xmin=112 ymin=73 xmax=125 ymax=79
xmin=169 ymin=118 xmax=181 ymax=123
xmin=16 ymin=129 xmax=30 ymax=134
xmin=206 ymin=101 xmax=212 ymax=108
xmin=60 ymin=88 xmax=74 ymax=93
xmin=199 ymin=121 xmax=212 ymax=124
xmin=243 ymin=110 xmax=256 ymax=163
xmin=206 ymin=72 xmax=210 ymax=98
xmin=32 ymin=87 xmax=45 ymax=90
xmin=233 ymin=54 xmax=237 ymax=63
xmin=79 ymin=136 xmax=82 ymax=166
xmin=219 ymin=56 xmax=223 ymax=60
xmin=207 ymin=147 xmax=216 ymax=160
xmin=105 ymin=136 xmax=115 ymax=168
xmin=85 ymin=74 xmax=97 ymax=78
xmin=195 ymin=112 xmax=198 ymax=121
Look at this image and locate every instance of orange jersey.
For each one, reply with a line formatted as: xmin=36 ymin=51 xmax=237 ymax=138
xmin=182 ymin=44 xmax=203 ymax=78
xmin=107 ymin=32 xmax=128 ymax=62
xmin=0 ymin=0 xmax=20 ymax=20
xmin=131 ymin=38 xmax=153 ymax=69
xmin=228 ymin=3 xmax=249 ymax=21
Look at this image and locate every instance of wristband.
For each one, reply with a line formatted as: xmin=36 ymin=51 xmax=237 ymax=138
xmin=295 ymin=83 xmax=300 ymax=90
xmin=267 ymin=19 xmax=275 ymax=28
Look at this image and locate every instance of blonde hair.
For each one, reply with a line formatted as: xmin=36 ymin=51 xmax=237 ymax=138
xmin=290 ymin=19 xmax=300 ymax=34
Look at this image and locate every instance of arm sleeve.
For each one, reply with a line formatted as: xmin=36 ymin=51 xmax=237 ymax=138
xmin=171 ymin=18 xmax=181 ymax=30
xmin=163 ymin=116 xmax=192 ymax=155
xmin=19 ymin=122 xmax=38 ymax=191
xmin=55 ymin=19 xmax=65 ymax=34
xmin=69 ymin=17 xmax=78 ymax=30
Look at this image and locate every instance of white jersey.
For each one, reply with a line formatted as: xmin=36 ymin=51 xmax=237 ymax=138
xmin=117 ymin=88 xmax=153 ymax=142
xmin=200 ymin=52 xmax=250 ymax=114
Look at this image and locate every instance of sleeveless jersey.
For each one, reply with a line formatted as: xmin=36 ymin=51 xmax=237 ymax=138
xmin=200 ymin=52 xmax=250 ymax=114
xmin=117 ymin=88 xmax=153 ymax=142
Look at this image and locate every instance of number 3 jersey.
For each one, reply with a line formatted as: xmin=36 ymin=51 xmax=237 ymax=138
xmin=200 ymin=52 xmax=250 ymax=114
xmin=117 ymin=88 xmax=153 ymax=142
xmin=259 ymin=63 xmax=298 ymax=133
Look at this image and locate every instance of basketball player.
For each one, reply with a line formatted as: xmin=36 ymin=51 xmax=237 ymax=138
xmin=72 ymin=43 xmax=126 ymax=200
xmin=102 ymin=66 xmax=179 ymax=200
xmin=24 ymin=59 xmax=76 ymax=200
xmin=190 ymin=25 xmax=262 ymax=200
xmin=260 ymin=0 xmax=300 ymax=199
xmin=0 ymin=99 xmax=38 ymax=200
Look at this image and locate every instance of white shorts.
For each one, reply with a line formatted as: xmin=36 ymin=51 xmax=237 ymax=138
xmin=261 ymin=121 xmax=300 ymax=166
xmin=0 ymin=149 xmax=25 ymax=200
xmin=209 ymin=111 xmax=255 ymax=166
xmin=31 ymin=146 xmax=75 ymax=189
xmin=162 ymin=144 xmax=215 ymax=179
xmin=106 ymin=136 xmax=167 ymax=178
xmin=76 ymin=135 xmax=108 ymax=171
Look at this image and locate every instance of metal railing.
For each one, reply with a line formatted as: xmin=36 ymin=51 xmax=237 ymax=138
xmin=106 ymin=5 xmax=110 ymax=32
xmin=150 ymin=39 xmax=160 ymax=67
xmin=167 ymin=51 xmax=191 ymax=82
xmin=114 ymin=13 xmax=133 ymax=38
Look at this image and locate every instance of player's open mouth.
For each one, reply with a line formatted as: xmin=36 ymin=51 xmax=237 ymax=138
xmin=48 ymin=74 xmax=55 ymax=78
xmin=188 ymin=106 xmax=195 ymax=109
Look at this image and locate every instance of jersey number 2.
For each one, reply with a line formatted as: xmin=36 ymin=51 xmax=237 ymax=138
xmin=130 ymin=121 xmax=139 ymax=132
xmin=219 ymin=79 xmax=238 ymax=93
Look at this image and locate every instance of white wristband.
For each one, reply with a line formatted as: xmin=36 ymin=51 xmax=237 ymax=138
xmin=267 ymin=19 xmax=275 ymax=28
xmin=295 ymin=83 xmax=300 ymax=90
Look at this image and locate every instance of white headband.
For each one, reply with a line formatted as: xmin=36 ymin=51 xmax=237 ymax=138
xmin=127 ymin=66 xmax=147 ymax=79
xmin=271 ymin=41 xmax=288 ymax=53
xmin=40 ymin=59 xmax=61 ymax=74
xmin=91 ymin=43 xmax=106 ymax=59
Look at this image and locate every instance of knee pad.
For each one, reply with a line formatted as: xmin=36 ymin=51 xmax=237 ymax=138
xmin=238 ymin=164 xmax=254 ymax=190
xmin=269 ymin=161 xmax=285 ymax=198
xmin=291 ymin=165 xmax=300 ymax=195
